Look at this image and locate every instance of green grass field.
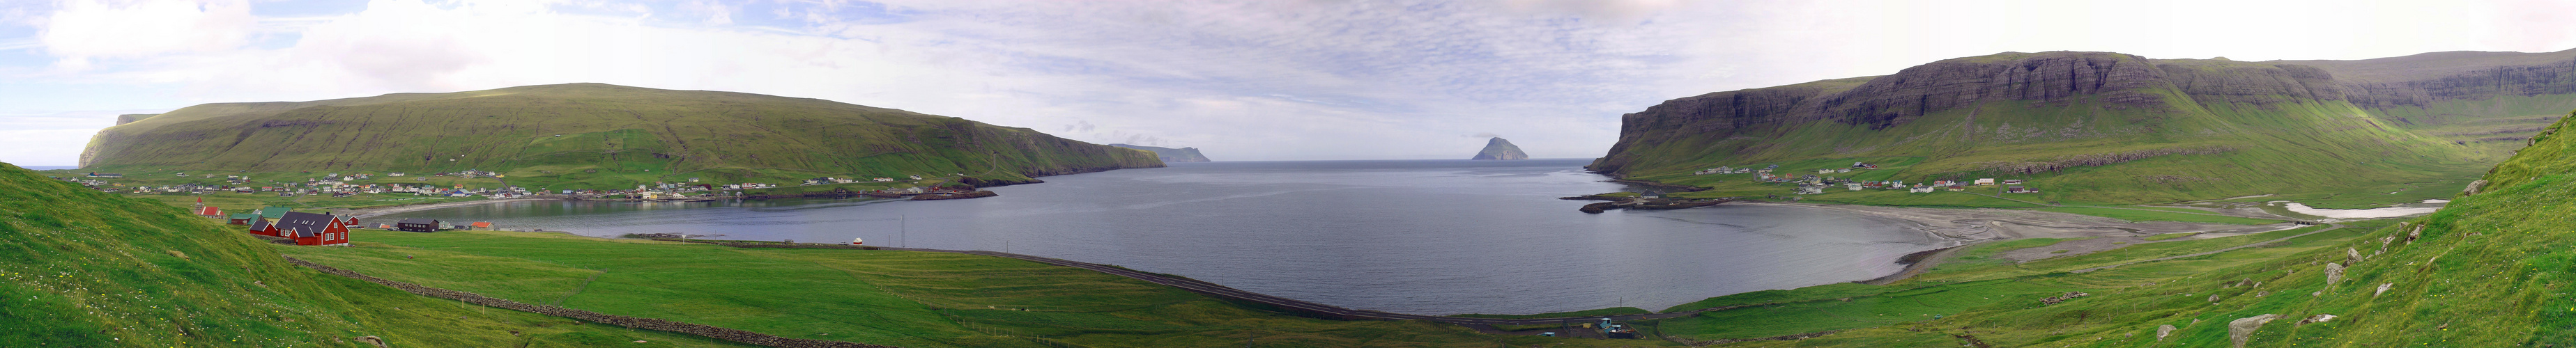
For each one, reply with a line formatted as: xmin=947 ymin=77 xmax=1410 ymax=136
xmin=0 ymin=163 xmax=748 ymax=347
xmin=276 ymin=230 xmax=1671 ymax=347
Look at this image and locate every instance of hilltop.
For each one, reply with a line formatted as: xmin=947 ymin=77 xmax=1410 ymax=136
xmin=1593 ymin=49 xmax=2576 ymax=205
xmin=1107 ymin=143 xmax=1211 ymax=162
xmin=79 ymin=83 xmax=1163 ymax=190
xmin=0 ymin=162 xmax=744 ymax=347
xmin=1471 ymin=137 xmax=1528 ymax=160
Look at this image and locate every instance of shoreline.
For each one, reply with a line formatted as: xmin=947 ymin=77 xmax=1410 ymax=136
xmin=1731 ymin=201 xmax=2310 ymax=285
xmin=342 ymin=197 xmax=562 ymax=219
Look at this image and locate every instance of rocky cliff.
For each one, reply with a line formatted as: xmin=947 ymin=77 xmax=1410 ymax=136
xmin=1108 ymin=143 xmax=1212 ymax=162
xmin=1592 ymin=49 xmax=2576 ymax=203
xmin=1471 ymin=137 xmax=1528 ymax=160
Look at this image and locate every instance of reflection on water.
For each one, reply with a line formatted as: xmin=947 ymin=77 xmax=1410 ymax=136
xmin=392 ymin=159 xmax=1940 ymax=315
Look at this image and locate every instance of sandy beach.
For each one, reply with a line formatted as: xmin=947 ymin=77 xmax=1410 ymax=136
xmin=1744 ymin=202 xmax=2312 ymax=284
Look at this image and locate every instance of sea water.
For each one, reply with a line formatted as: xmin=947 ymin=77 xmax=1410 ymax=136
xmin=390 ymin=159 xmax=1940 ymax=315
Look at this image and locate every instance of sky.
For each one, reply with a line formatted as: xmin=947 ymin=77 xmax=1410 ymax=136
xmin=1 ymin=0 xmax=2572 ymax=166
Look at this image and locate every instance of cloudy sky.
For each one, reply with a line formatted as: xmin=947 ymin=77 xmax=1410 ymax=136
xmin=1 ymin=0 xmax=2570 ymax=166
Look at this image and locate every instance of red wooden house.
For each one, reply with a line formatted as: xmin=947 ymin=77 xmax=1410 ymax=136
xmin=248 ymin=212 xmax=351 ymax=246
xmin=195 ymin=206 xmax=222 ymax=218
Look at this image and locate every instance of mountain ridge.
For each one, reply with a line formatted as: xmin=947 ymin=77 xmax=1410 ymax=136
xmin=79 ymin=83 xmax=1163 ymax=189
xmin=1591 ymin=49 xmax=2575 ymax=204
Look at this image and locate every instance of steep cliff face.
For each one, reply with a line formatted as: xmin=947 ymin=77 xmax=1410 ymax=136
xmin=1590 ymin=49 xmax=2574 ymax=203
xmin=1471 ymin=137 xmax=1528 ymax=160
xmin=80 ymin=84 xmax=1163 ymax=188
xmin=1107 ymin=143 xmax=1213 ymax=162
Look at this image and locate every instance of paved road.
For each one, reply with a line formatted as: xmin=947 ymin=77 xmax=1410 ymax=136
xmin=695 ymin=241 xmax=1724 ymax=326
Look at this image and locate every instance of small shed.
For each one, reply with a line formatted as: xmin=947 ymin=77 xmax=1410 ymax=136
xmin=470 ymin=221 xmax=494 ymax=230
xmin=395 ymin=218 xmax=441 ymax=232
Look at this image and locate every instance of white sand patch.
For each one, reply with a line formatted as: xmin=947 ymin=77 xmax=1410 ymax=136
xmin=2281 ymin=203 xmax=2439 ymax=219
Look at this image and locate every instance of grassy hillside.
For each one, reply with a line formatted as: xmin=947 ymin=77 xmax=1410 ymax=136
xmin=1680 ymin=111 xmax=2576 ymax=347
xmin=0 ymin=162 xmax=746 ymax=347
xmin=278 ymin=230 xmax=1671 ymax=347
xmin=81 ymin=84 xmax=1163 ymax=190
xmin=1598 ymin=51 xmax=2574 ymax=206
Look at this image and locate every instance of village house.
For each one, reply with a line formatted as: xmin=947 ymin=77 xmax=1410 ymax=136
xmin=2007 ymin=186 xmax=2040 ymax=193
xmin=2002 ymin=180 xmax=2026 ymax=185
xmin=1846 ymin=183 xmax=1864 ymax=191
xmin=1910 ymin=184 xmax=1936 ymax=193
xmin=397 ymin=219 xmax=444 ymax=232
xmin=85 ymin=172 xmax=123 ymax=178
xmin=271 ymin=212 xmax=352 ymax=246
xmin=1795 ymin=185 xmax=1825 ymax=195
xmin=1974 ymin=178 xmax=1997 ymax=185
xmin=195 ymin=206 xmax=222 ymax=218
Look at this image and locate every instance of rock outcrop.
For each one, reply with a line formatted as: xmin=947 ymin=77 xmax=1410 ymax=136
xmin=1471 ymin=137 xmax=1528 ymax=160
xmin=2229 ymin=314 xmax=2281 ymax=348
xmin=2156 ymin=324 xmax=2177 ymax=341
xmin=2325 ymin=262 xmax=2346 ymax=285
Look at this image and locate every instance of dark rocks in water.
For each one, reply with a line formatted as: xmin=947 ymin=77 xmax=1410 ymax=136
xmin=1471 ymin=137 xmax=1528 ymax=160
xmin=1579 ymin=202 xmax=1618 ymax=214
xmin=1109 ymin=143 xmax=1212 ymax=162
xmin=910 ymin=190 xmax=999 ymax=200
xmin=1579 ymin=197 xmax=1733 ymax=213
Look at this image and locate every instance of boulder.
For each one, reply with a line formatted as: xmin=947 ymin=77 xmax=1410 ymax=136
xmin=2209 ymin=294 xmax=2223 ymax=303
xmin=353 ymin=335 xmax=387 ymax=348
xmin=2463 ymin=180 xmax=2489 ymax=196
xmin=2156 ymin=324 xmax=2178 ymax=341
xmin=2376 ymin=283 xmax=2394 ymax=297
xmin=2324 ymin=262 xmax=2345 ymax=285
xmin=2229 ymin=314 xmax=2281 ymax=348
xmin=2298 ymin=314 xmax=2338 ymax=326
xmin=2347 ymin=248 xmax=2365 ymax=264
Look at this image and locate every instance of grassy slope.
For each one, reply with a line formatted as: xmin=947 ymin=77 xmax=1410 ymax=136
xmin=277 ymin=230 xmax=1673 ymax=347
xmin=1702 ymin=112 xmax=2576 ymax=347
xmin=1610 ymin=56 xmax=2536 ymax=207
xmin=82 ymin=84 xmax=1161 ymax=190
xmin=0 ymin=162 xmax=746 ymax=347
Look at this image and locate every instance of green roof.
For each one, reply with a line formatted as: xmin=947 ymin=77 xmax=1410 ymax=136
xmin=226 ymin=213 xmax=256 ymax=219
xmin=256 ymin=207 xmax=292 ymax=219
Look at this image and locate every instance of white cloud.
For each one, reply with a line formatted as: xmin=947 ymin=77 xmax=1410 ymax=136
xmin=41 ymin=0 xmax=256 ymax=70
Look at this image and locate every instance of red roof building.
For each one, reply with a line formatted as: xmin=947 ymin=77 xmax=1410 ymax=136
xmin=247 ymin=212 xmax=351 ymax=246
xmin=195 ymin=206 xmax=222 ymax=217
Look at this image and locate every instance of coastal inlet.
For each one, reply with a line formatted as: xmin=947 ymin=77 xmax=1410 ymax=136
xmin=381 ymin=159 xmax=1944 ymax=315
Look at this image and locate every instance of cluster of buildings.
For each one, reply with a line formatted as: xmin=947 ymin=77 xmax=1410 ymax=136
xmin=208 ymin=207 xmax=352 ymax=246
xmin=1687 ymin=161 xmax=2044 ymax=196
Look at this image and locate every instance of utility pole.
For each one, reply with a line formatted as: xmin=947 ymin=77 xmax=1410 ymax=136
xmin=899 ymin=214 xmax=907 ymax=248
